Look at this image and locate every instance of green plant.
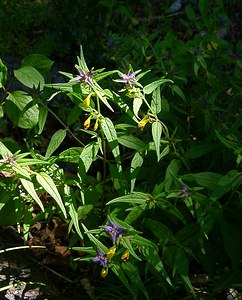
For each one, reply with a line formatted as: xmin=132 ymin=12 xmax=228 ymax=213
xmin=0 ymin=0 xmax=242 ymax=295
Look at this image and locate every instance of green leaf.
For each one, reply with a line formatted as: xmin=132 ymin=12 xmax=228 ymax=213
xmin=194 ymin=62 xmax=200 ymax=76
xmin=165 ymin=159 xmax=181 ymax=192
xmin=219 ymin=218 xmax=241 ymax=269
xmin=151 ymin=87 xmax=162 ymax=114
xmin=20 ymin=178 xmax=44 ymax=212
xmin=14 ymin=66 xmax=45 ymax=90
xmin=144 ymin=79 xmax=173 ymax=94
xmin=100 ymin=117 xmax=122 ymax=172
xmin=199 ymin=0 xmax=209 ymax=15
xmin=130 ymin=151 xmax=143 ymax=193
xmin=6 ymin=91 xmax=39 ymax=129
xmin=160 ymin=144 xmax=170 ymax=160
xmin=21 ymin=54 xmax=54 ymax=77
xmin=174 ymin=250 xmax=195 ymax=295
xmin=78 ymin=142 xmax=99 ymax=176
xmin=121 ymin=236 xmax=141 ymax=261
xmin=181 ymin=172 xmax=222 ymax=190
xmin=58 ymin=147 xmax=83 ymax=163
xmin=118 ymin=135 xmax=146 ymax=151
xmin=0 ymin=58 xmax=7 ymax=88
xmin=36 ymin=172 xmax=67 ymax=218
xmin=210 ymin=170 xmax=241 ymax=201
xmin=185 ymin=5 xmax=196 ymax=20
xmin=64 ymin=185 xmax=83 ymax=239
xmin=142 ymin=244 xmax=172 ymax=286
xmin=110 ymin=264 xmax=135 ymax=298
xmin=171 ymin=85 xmax=186 ymax=101
xmin=82 ymin=223 xmax=108 ymax=253
xmin=122 ymin=262 xmax=149 ymax=299
xmin=129 ymin=235 xmax=158 ymax=250
xmin=106 ymin=192 xmax=150 ymax=205
xmin=185 ymin=143 xmax=218 ymax=159
xmin=0 ymin=141 xmax=13 ymax=158
xmin=45 ymin=129 xmax=67 ymax=158
xmin=152 ymin=121 xmax=162 ymax=161
xmin=133 ymin=97 xmax=143 ymax=119
xmin=144 ymin=218 xmax=174 ymax=243
xmin=93 ymin=83 xmax=114 ymax=111
xmin=38 ymin=106 xmax=48 ymax=134
xmin=77 ymin=45 xmax=89 ymax=71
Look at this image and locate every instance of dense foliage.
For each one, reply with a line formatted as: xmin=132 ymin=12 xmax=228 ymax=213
xmin=0 ymin=0 xmax=242 ymax=299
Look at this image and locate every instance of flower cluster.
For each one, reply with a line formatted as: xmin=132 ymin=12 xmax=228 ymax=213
xmin=92 ymin=221 xmax=127 ymax=278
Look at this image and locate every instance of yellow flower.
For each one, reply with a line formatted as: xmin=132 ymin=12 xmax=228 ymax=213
xmin=207 ymin=41 xmax=218 ymax=51
xmin=93 ymin=119 xmax=99 ymax=131
xmin=121 ymin=250 xmax=130 ymax=262
xmin=101 ymin=268 xmax=108 ymax=278
xmin=106 ymin=246 xmax=116 ymax=260
xmin=83 ymin=93 xmax=93 ymax=108
xmin=145 ymin=55 xmax=153 ymax=62
xmin=138 ymin=115 xmax=150 ymax=131
xmin=84 ymin=116 xmax=92 ymax=130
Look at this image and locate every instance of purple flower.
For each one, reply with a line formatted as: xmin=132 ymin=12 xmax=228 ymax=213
xmin=103 ymin=220 xmax=124 ymax=244
xmin=72 ymin=69 xmax=93 ymax=85
xmin=114 ymin=70 xmax=141 ymax=86
xmin=178 ymin=184 xmax=189 ymax=199
xmin=92 ymin=249 xmax=108 ymax=268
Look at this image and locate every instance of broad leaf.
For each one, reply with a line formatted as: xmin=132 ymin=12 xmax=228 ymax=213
xmin=21 ymin=54 xmax=54 ymax=77
xmin=6 ymin=91 xmax=39 ymax=129
xmin=14 ymin=66 xmax=44 ymax=90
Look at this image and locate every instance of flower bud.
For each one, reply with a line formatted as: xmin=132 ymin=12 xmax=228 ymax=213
xmin=83 ymin=93 xmax=93 ymax=108
xmin=121 ymin=250 xmax=130 ymax=262
xmin=138 ymin=115 xmax=150 ymax=131
xmin=84 ymin=116 xmax=92 ymax=130
xmin=106 ymin=246 xmax=116 ymax=260
xmin=101 ymin=268 xmax=108 ymax=278
xmin=93 ymin=119 xmax=99 ymax=131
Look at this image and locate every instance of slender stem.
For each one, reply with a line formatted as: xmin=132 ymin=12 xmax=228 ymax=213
xmin=45 ymin=104 xmax=86 ymax=147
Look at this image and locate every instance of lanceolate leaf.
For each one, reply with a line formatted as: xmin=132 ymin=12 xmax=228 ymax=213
xmin=0 ymin=58 xmax=7 ymax=88
xmin=133 ymin=97 xmax=143 ymax=119
xmin=118 ymin=135 xmax=146 ymax=151
xmin=106 ymin=192 xmax=150 ymax=205
xmin=152 ymin=121 xmax=162 ymax=161
xmin=121 ymin=236 xmax=141 ymax=261
xmin=45 ymin=129 xmax=67 ymax=158
xmin=20 ymin=178 xmax=44 ymax=212
xmin=36 ymin=172 xmax=67 ymax=218
xmin=144 ymin=79 xmax=173 ymax=94
xmin=82 ymin=224 xmax=107 ymax=253
xmin=38 ymin=106 xmax=48 ymax=134
xmin=151 ymin=87 xmax=162 ymax=114
xmin=100 ymin=117 xmax=122 ymax=172
xmin=130 ymin=151 xmax=144 ymax=193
